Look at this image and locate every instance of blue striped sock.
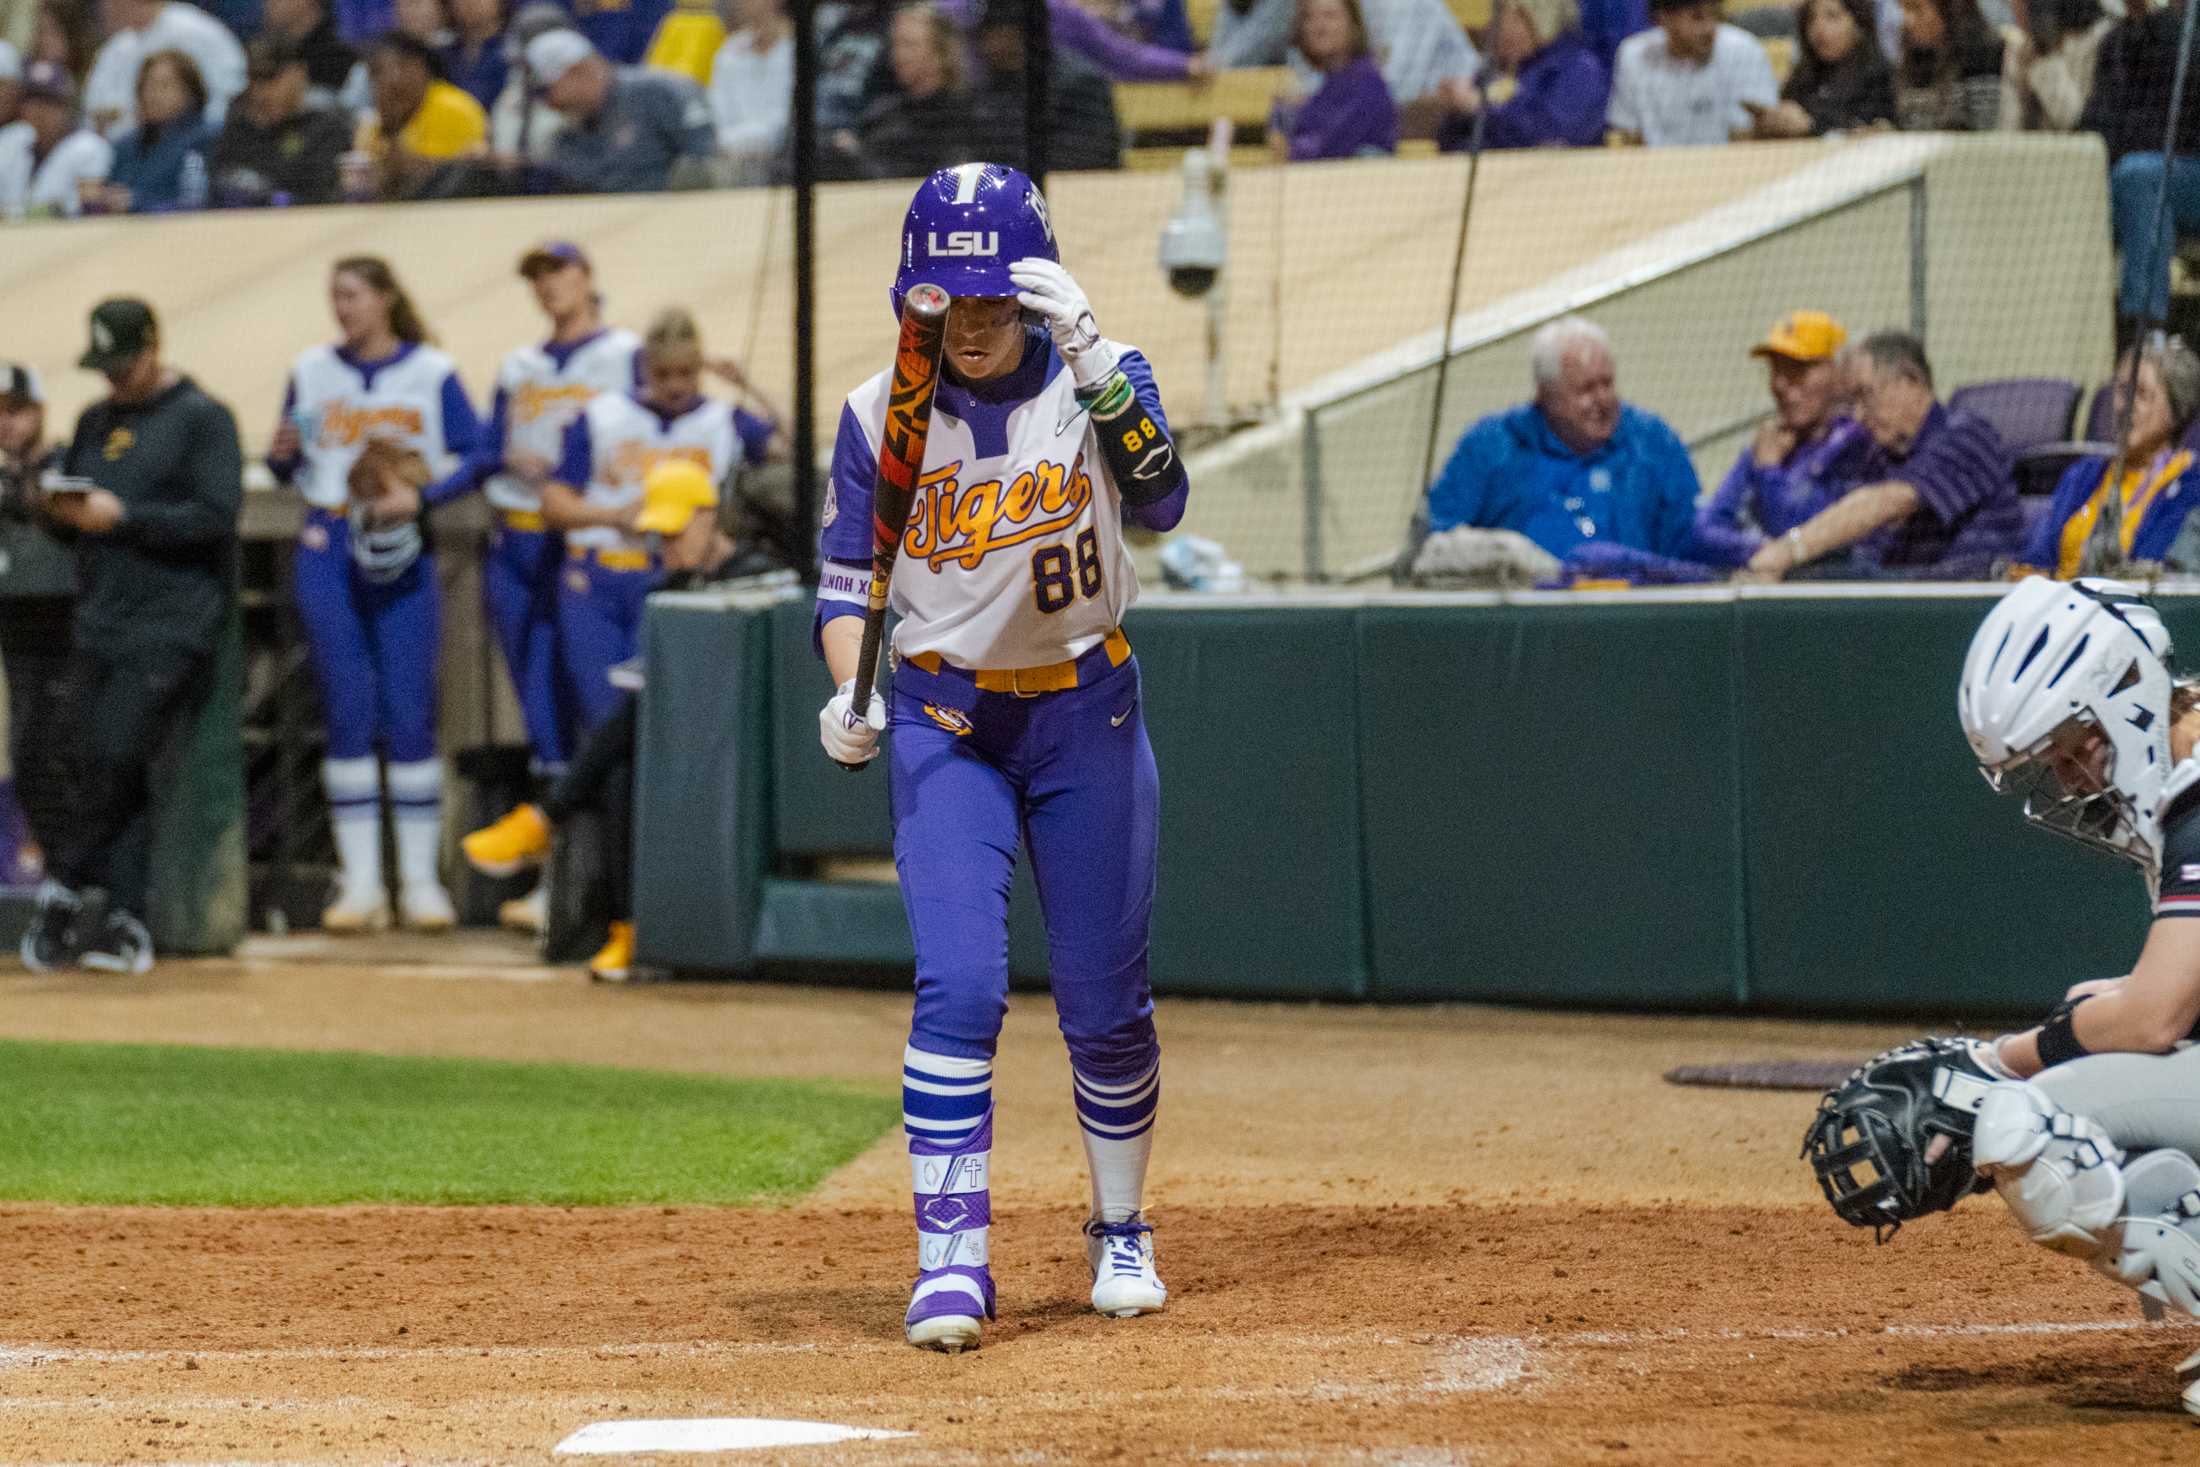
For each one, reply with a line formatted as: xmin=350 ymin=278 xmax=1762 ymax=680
xmin=1074 ymin=1060 xmax=1159 ymax=1223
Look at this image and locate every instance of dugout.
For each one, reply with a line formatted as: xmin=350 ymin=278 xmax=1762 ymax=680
xmin=635 ymin=582 xmax=2169 ymax=1017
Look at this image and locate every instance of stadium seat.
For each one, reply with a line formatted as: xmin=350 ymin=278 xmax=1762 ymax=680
xmin=2011 ymin=442 xmax=2106 ymax=499
xmin=2083 ymin=382 xmax=2116 ymax=443
xmin=1947 ymin=377 xmax=2081 ymax=455
xmin=1115 ymin=66 xmax=1290 ymax=145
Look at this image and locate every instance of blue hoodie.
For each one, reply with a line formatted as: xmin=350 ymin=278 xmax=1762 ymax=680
xmin=1425 ymin=400 xmax=1702 ymax=560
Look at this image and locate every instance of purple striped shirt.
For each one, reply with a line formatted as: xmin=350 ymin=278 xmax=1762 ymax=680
xmin=1854 ymin=403 xmax=2019 ymax=576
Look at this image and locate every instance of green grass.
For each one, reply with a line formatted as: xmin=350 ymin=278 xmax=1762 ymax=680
xmin=0 ymin=1039 xmax=899 ymax=1206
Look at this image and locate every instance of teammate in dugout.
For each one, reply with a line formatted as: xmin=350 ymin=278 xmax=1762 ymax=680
xmin=270 ymin=256 xmax=484 ymax=934
xmin=1805 ymin=576 xmax=2200 ymax=1414
xmin=814 ymin=162 xmax=1189 ymax=1353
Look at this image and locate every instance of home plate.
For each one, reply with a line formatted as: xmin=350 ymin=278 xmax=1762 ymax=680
xmin=555 ymin=1418 xmax=915 ymax=1454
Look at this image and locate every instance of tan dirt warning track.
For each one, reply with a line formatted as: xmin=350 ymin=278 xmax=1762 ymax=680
xmin=2 ymin=937 xmax=2197 ymax=1464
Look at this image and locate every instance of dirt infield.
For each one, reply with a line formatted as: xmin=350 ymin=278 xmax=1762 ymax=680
xmin=3 ymin=937 xmax=2197 ymax=1464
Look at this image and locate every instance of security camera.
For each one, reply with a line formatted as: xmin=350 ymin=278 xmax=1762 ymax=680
xmin=1158 ymin=149 xmax=1226 ymax=299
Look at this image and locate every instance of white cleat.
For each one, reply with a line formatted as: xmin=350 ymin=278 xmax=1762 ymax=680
xmin=321 ymin=895 xmax=392 ymax=934
xmin=2179 ymin=1346 xmax=2200 ymax=1418
xmin=1086 ymin=1214 xmax=1167 ymax=1318
xmin=906 ymin=1314 xmax=984 ymax=1353
xmin=401 ymin=884 xmax=458 ymax=932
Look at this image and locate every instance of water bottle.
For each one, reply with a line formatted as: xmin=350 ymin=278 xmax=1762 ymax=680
xmin=178 ymin=151 xmax=208 ymax=210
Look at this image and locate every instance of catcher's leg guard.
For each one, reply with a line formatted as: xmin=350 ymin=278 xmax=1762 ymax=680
xmin=1973 ymin=1081 xmax=2128 ymax=1259
xmin=2097 ymin=1151 xmax=2200 ymax=1317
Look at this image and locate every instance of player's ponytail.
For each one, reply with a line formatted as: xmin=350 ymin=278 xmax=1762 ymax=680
xmin=334 ymin=255 xmax=434 ymax=345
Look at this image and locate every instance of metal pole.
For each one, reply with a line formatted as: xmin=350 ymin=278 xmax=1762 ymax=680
xmin=1906 ymin=176 xmax=1927 ymax=340
xmin=791 ymin=0 xmax=819 ymax=583
xmin=1026 ymin=0 xmax=1051 ymax=188
xmin=2096 ymin=0 xmax=2200 ymax=572
xmin=1414 ymin=7 xmax=1499 ymax=515
xmin=1302 ymin=406 xmax=1324 ymax=581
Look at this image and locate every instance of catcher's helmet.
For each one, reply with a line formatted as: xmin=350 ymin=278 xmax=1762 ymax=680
xmin=891 ymin=162 xmax=1056 ymax=316
xmin=1801 ymin=1038 xmax=1998 ymax=1241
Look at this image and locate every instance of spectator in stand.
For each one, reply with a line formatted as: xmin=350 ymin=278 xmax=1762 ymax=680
xmin=352 ymin=32 xmax=486 ymax=199
xmin=337 ymin=0 xmax=448 ymax=115
xmin=1695 ymin=311 xmax=1873 ymax=569
xmin=2085 ymin=5 xmax=2200 ymax=333
xmin=32 ymin=3 xmax=100 ymax=83
xmin=1270 ymin=0 xmax=1395 ymax=159
xmin=528 ymin=28 xmax=717 ymax=191
xmin=988 ymin=0 xmax=1209 ymax=82
xmin=0 ymin=363 xmax=79 ymax=885
xmin=1422 ymin=316 xmax=1702 ymax=564
xmin=969 ymin=0 xmax=1123 ymax=171
xmin=1891 ymin=0 xmax=1999 ymax=130
xmin=82 ymin=0 xmax=245 ymax=138
xmin=1607 ymin=0 xmax=1778 ymax=144
xmin=0 ymin=62 xmax=111 ymax=218
xmin=2016 ymin=338 xmax=2200 ymax=577
xmin=1742 ymin=330 xmax=2018 ymax=580
xmin=88 ymin=49 xmax=215 ymax=212
xmin=0 ymin=42 xmax=20 ymax=131
xmin=821 ymin=2 xmax=977 ymax=179
xmin=571 ymin=0 xmax=673 ymax=62
xmin=1755 ymin=0 xmax=1893 ymax=135
xmin=1997 ymin=0 xmax=2109 ymax=132
xmin=1209 ymin=0 xmax=1291 ymax=67
xmin=268 ymin=257 xmax=483 ymax=933
xmin=487 ymin=4 xmax=572 ymax=161
xmin=26 ymin=299 xmax=244 ymax=976
xmin=210 ymin=35 xmax=351 ymax=203
xmin=260 ymin=0 xmax=358 ymax=98
xmin=709 ymin=0 xmax=790 ymax=182
xmin=813 ymin=0 xmax=893 ymax=136
xmin=1436 ymin=0 xmax=1609 ymax=151
xmin=442 ymin=0 xmax=510 ymax=107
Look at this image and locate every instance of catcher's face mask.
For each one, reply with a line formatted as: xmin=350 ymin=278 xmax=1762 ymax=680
xmin=1982 ymin=712 xmax=2142 ymax=866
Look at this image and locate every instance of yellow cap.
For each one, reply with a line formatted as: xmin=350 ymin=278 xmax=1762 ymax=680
xmin=1750 ymin=310 xmax=1847 ymax=363
xmin=634 ymin=460 xmax=718 ymax=535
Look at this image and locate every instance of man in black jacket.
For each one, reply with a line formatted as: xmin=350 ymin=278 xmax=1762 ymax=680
xmin=210 ymin=36 xmax=354 ymax=206
xmin=970 ymin=0 xmax=1123 ymax=174
xmin=24 ymin=299 xmax=244 ymax=975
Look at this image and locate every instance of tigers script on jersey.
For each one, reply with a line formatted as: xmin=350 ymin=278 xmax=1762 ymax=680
xmin=485 ymin=328 xmax=641 ymax=513
xmin=283 ymin=342 xmax=474 ymax=509
xmin=819 ymin=341 xmax=1155 ymax=669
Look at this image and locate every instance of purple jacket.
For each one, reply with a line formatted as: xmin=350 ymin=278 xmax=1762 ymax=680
xmin=1282 ymin=56 xmax=1398 ymax=160
xmin=1692 ymin=417 xmax=1871 ymax=567
xmin=1444 ymin=32 xmax=1610 ymax=150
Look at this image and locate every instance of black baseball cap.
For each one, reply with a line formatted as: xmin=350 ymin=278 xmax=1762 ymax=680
xmin=0 ymin=363 xmax=42 ymax=408
xmin=79 ymin=298 xmax=158 ymax=373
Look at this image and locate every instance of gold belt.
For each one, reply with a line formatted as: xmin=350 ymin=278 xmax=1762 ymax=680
xmin=570 ymin=545 xmax=653 ymax=572
xmin=907 ymin=628 xmax=1131 ymax=696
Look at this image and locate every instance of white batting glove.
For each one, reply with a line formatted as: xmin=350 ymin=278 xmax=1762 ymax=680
xmin=1010 ymin=258 xmax=1117 ymax=389
xmin=820 ymin=678 xmax=887 ymax=766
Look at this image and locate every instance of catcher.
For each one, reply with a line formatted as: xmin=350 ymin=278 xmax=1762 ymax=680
xmin=1805 ymin=576 xmax=2200 ymax=1414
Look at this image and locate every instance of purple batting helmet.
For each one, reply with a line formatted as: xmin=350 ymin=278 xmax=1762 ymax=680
xmin=892 ymin=162 xmax=1057 ymax=315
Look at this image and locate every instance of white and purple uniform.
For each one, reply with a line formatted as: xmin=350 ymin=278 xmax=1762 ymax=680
xmin=553 ymin=389 xmax=773 ymax=729
xmin=467 ymin=327 xmax=641 ymax=773
xmin=274 ymin=340 xmax=482 ymax=895
xmin=814 ymin=328 xmax=1188 ymax=1327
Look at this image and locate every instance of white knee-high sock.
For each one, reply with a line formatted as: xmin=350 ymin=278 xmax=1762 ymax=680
xmin=386 ymin=758 xmax=444 ymax=892
xmin=323 ymin=756 xmax=383 ymax=906
xmin=1074 ymin=1059 xmax=1160 ymax=1223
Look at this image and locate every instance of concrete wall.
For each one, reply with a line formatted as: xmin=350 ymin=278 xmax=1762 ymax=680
xmin=1174 ymin=133 xmax=2116 ymax=581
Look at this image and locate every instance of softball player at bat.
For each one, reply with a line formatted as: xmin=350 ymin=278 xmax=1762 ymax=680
xmin=542 ymin=306 xmax=782 ymax=733
xmin=270 ymin=255 xmax=483 ymax=933
xmin=1807 ymin=576 xmax=2200 ymax=1414
xmin=814 ymin=163 xmax=1191 ymax=1353
xmin=459 ymin=241 xmax=641 ymax=932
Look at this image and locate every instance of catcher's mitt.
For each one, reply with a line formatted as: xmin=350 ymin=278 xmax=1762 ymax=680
xmin=1801 ymin=1037 xmax=2000 ymax=1241
xmin=348 ymin=437 xmax=431 ymax=504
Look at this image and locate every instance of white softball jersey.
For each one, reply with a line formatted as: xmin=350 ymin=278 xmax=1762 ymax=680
xmin=817 ymin=340 xmax=1151 ymax=670
xmin=484 ymin=328 xmax=642 ymax=513
xmin=282 ymin=343 xmax=477 ymax=510
xmin=555 ymin=392 xmax=745 ymax=552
